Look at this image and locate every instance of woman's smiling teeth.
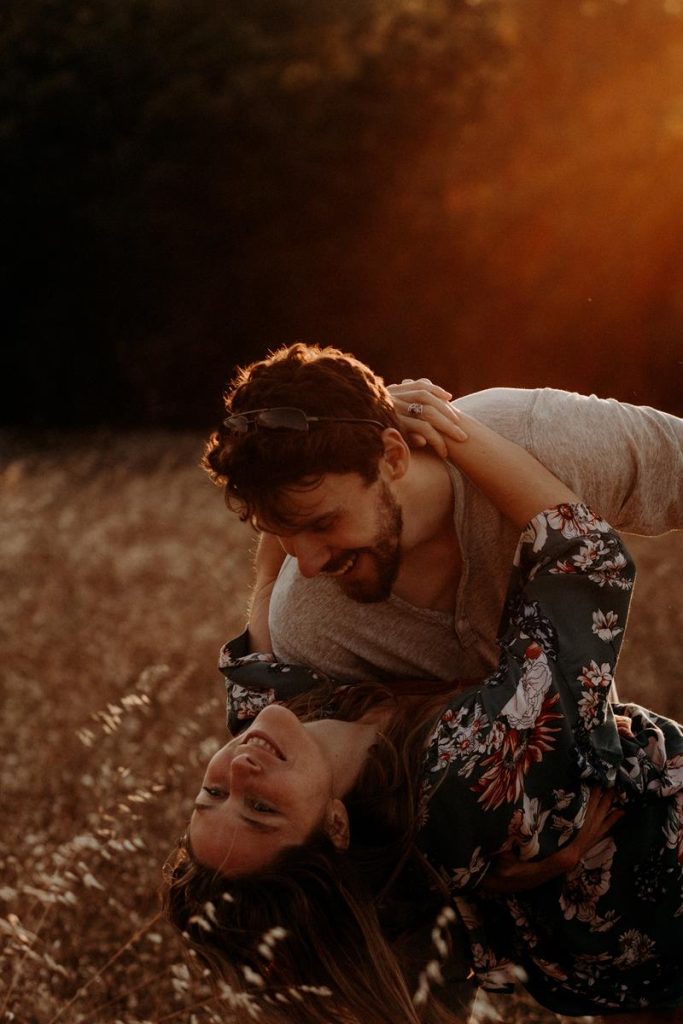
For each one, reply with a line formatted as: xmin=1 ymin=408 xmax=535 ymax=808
xmin=322 ymin=552 xmax=358 ymax=577
xmin=245 ymin=736 xmax=283 ymax=759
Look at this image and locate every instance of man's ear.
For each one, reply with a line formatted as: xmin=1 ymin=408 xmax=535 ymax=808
xmin=380 ymin=428 xmax=410 ymax=482
xmin=325 ymin=799 xmax=350 ymax=851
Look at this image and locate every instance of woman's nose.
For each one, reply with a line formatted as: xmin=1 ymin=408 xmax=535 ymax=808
xmin=230 ymin=752 xmax=263 ymax=784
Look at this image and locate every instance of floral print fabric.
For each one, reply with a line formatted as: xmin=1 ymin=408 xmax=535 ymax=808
xmin=417 ymin=504 xmax=683 ymax=1015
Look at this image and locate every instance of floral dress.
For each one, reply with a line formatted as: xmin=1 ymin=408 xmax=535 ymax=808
xmin=219 ymin=503 xmax=683 ymax=1017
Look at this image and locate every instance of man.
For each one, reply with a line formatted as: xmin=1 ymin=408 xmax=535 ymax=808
xmin=204 ymin=342 xmax=682 ymax=684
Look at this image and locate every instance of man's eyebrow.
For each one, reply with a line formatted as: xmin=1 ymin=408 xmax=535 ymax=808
xmin=257 ymin=507 xmax=342 ymax=534
xmin=295 ymin=506 xmax=343 ymax=528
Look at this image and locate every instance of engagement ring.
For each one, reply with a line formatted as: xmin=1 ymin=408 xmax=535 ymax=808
xmin=408 ymin=403 xmax=424 ymax=417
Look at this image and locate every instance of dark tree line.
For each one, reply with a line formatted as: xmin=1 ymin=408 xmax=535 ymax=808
xmin=3 ymin=0 xmax=502 ymax=426
xmin=3 ymin=0 xmax=681 ymax=428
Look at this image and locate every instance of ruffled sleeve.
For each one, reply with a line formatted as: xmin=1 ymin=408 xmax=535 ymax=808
xmin=417 ymin=502 xmax=635 ymax=892
xmin=218 ymin=629 xmax=335 ymax=735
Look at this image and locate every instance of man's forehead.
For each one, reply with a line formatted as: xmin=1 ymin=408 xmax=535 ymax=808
xmin=256 ymin=472 xmax=369 ymax=532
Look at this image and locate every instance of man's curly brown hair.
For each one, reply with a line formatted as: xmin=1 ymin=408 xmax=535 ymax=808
xmin=203 ymin=343 xmax=401 ymax=529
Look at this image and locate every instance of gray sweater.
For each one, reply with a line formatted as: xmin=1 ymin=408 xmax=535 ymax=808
xmin=268 ymin=387 xmax=683 ymax=682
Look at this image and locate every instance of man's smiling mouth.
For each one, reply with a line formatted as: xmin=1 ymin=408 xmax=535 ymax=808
xmin=321 ymin=552 xmax=359 ymax=577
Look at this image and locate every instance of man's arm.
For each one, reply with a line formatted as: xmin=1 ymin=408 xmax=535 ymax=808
xmin=246 ymin=533 xmax=285 ymax=652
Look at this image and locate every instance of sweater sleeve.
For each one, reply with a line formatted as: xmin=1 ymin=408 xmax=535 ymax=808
xmin=456 ymin=388 xmax=683 ymax=535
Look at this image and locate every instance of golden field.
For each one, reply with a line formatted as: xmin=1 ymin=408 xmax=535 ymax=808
xmin=2 ymin=432 xmax=682 ymax=1024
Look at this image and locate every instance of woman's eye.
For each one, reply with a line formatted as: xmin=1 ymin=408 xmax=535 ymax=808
xmin=203 ymin=786 xmax=226 ymax=798
xmin=250 ymin=799 xmax=276 ymax=814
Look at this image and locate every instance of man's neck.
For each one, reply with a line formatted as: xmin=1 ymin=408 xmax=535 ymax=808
xmin=392 ymin=452 xmax=461 ymax=611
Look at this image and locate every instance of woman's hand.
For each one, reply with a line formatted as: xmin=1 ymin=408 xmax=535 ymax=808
xmin=482 ymin=786 xmax=624 ymax=894
xmin=614 ymin=713 xmax=634 ymax=737
xmin=387 ymin=378 xmax=468 ymax=458
xmin=565 ymin=785 xmax=625 ymax=869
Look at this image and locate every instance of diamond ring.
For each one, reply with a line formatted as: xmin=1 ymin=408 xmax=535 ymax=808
xmin=408 ymin=403 xmax=424 ymax=417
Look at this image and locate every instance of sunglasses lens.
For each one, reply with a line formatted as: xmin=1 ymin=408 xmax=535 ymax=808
xmin=224 ymin=415 xmax=250 ymax=434
xmin=257 ymin=408 xmax=308 ymax=431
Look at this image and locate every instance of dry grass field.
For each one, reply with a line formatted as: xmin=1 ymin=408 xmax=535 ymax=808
xmin=2 ymin=431 xmax=682 ymax=1024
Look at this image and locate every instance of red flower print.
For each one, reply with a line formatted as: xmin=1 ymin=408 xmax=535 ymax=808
xmin=472 ymin=693 xmax=563 ymax=811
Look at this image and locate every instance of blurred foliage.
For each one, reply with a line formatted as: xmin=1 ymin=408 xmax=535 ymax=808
xmin=2 ymin=0 xmax=502 ymax=426
xmin=2 ymin=0 xmax=682 ymax=427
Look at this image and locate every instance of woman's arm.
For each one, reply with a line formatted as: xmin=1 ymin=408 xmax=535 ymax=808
xmin=389 ymin=380 xmax=581 ymax=529
xmin=443 ymin=410 xmax=581 ymax=530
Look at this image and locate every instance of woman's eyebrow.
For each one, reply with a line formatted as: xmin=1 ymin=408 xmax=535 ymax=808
xmin=240 ymin=815 xmax=280 ymax=834
xmin=192 ymin=803 xmax=280 ymax=835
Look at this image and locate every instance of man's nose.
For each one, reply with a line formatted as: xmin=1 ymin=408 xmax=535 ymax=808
xmin=280 ymin=534 xmax=330 ymax=578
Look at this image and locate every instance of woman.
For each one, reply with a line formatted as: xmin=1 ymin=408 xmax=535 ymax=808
xmin=164 ymin=411 xmax=683 ymax=1024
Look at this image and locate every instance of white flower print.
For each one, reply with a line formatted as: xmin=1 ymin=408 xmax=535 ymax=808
xmin=451 ymin=846 xmax=487 ymax=889
xmin=501 ymin=642 xmax=552 ymax=730
xmin=612 ymin=929 xmax=656 ymax=969
xmin=430 ymin=702 xmax=491 ymax=778
xmin=516 ymin=513 xmax=548 ymax=561
xmin=469 ymin=945 xmax=518 ymax=992
xmin=578 ymin=687 xmax=606 ymax=731
xmin=220 ymin=647 xmax=275 ymax=669
xmin=577 ymin=661 xmax=613 ymax=730
xmin=571 ymin=537 xmax=610 ymax=570
xmin=552 ymin=788 xmax=575 ymax=811
xmin=560 ymin=837 xmax=616 ymax=924
xmin=578 ymin=660 xmax=614 ymax=690
xmin=503 ymin=793 xmax=552 ymax=860
xmin=230 ymin=684 xmax=275 ymax=721
xmin=533 ymin=957 xmax=569 ymax=982
xmin=547 ymin=503 xmax=597 ymax=539
xmin=552 ymin=785 xmax=589 ymax=845
xmin=588 ymin=551 xmax=632 ymax=590
xmin=591 ymin=609 xmax=623 ymax=642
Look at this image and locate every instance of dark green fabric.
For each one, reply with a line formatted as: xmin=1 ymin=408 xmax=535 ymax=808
xmin=417 ymin=505 xmax=683 ymax=1015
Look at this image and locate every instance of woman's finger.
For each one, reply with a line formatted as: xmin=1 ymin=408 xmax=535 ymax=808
xmin=396 ymin=377 xmax=453 ymax=401
xmin=395 ymin=401 xmax=467 ymax=445
xmin=614 ymin=714 xmax=634 ymax=737
xmin=388 ymin=386 xmax=468 ymax=449
xmin=577 ymin=786 xmax=624 ymax=850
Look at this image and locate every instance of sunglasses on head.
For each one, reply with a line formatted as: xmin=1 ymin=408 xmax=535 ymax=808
xmin=223 ymin=407 xmax=385 ymax=435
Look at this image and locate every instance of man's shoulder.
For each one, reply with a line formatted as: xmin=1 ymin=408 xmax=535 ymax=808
xmin=450 ymin=386 xmax=659 ymax=446
xmin=452 ymin=386 xmax=588 ymax=416
xmin=451 ymin=387 xmax=545 ymax=445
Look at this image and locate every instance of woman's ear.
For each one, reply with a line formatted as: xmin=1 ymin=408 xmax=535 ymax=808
xmin=325 ymin=799 xmax=350 ymax=851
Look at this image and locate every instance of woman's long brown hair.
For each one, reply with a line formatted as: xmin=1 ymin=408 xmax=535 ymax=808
xmin=163 ymin=679 xmax=473 ymax=1024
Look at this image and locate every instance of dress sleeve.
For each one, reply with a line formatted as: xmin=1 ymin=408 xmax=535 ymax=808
xmin=218 ymin=629 xmax=335 ymax=735
xmin=418 ymin=502 xmax=635 ymax=891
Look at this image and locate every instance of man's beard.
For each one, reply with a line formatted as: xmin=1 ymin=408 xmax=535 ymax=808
xmin=336 ymin=482 xmax=403 ymax=603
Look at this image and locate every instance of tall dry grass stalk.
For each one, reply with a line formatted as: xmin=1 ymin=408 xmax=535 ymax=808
xmin=1 ymin=430 xmax=681 ymax=1023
